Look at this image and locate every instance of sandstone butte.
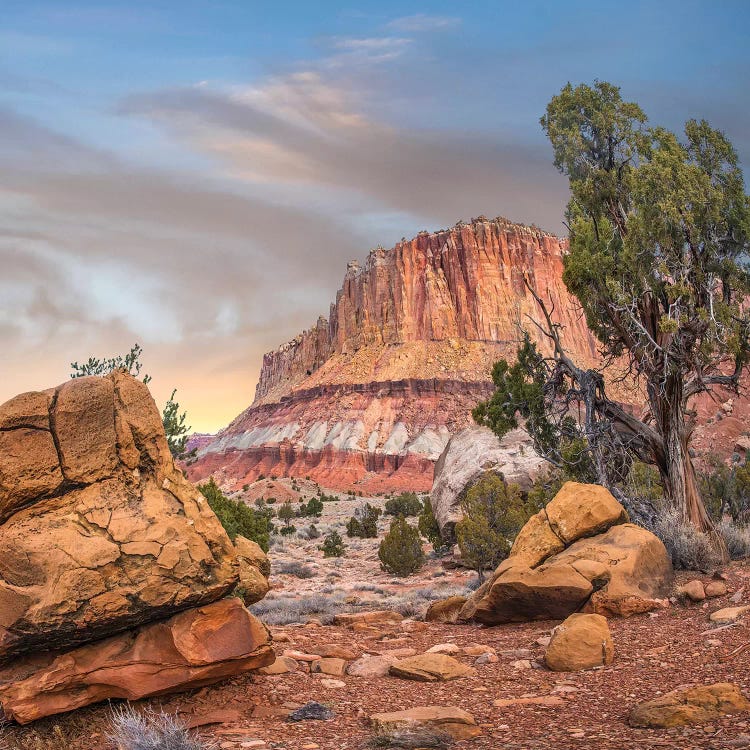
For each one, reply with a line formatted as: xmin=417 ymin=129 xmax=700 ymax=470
xmin=187 ymin=214 xmax=749 ymax=493
xmin=187 ymin=216 xmax=599 ymax=493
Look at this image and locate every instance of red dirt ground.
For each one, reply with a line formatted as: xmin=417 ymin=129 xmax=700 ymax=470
xmin=4 ymin=564 xmax=750 ymax=750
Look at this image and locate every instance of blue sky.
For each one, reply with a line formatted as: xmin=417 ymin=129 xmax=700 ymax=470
xmin=1 ymin=1 xmax=748 ymax=430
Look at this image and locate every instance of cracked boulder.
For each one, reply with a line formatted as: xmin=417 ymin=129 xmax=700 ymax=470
xmin=0 ymin=598 xmax=273 ymax=725
xmin=0 ymin=373 xmax=238 ymax=663
xmin=460 ymin=482 xmax=672 ymax=624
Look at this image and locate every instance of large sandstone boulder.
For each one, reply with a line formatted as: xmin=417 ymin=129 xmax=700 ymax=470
xmin=429 ymin=426 xmax=544 ymax=539
xmin=0 ymin=373 xmax=272 ymax=722
xmin=460 ymin=482 xmax=672 ymax=624
xmin=0 ymin=373 xmax=237 ymax=662
xmin=0 ymin=598 xmax=273 ymax=725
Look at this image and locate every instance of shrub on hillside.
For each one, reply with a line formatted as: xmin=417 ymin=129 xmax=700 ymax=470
xmin=378 ymin=516 xmax=425 ymax=576
xmin=277 ymin=561 xmax=315 ymax=579
xmin=455 ymin=473 xmax=536 ymax=581
xmin=384 ymin=491 xmax=422 ymax=517
xmin=198 ymin=478 xmax=270 ymax=551
xmin=320 ymin=530 xmax=346 ymax=558
xmin=346 ymin=503 xmax=381 ymax=538
xmin=297 ymin=496 xmax=324 ymax=518
xmin=417 ymin=496 xmax=444 ymax=551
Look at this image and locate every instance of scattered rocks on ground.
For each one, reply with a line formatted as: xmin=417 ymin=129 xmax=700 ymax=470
xmin=347 ymin=655 xmax=396 ymax=677
xmin=679 ymin=580 xmax=707 ymax=602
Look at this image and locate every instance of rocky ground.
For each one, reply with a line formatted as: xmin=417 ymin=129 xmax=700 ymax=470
xmin=243 ymin=481 xmax=477 ymax=625
xmin=4 ymin=552 xmax=750 ymax=749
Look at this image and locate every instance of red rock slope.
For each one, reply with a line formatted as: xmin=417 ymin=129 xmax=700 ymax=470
xmin=188 ymin=217 xmax=599 ymax=492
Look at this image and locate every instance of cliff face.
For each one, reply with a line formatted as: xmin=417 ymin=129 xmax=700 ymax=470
xmin=189 ymin=217 xmax=598 ymax=491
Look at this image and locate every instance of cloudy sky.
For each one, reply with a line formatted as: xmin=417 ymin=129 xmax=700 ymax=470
xmin=1 ymin=1 xmax=748 ymax=432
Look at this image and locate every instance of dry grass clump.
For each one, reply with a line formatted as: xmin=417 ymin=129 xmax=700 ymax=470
xmin=107 ymin=705 xmax=214 ymax=750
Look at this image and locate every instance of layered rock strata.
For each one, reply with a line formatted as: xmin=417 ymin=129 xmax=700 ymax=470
xmin=0 ymin=374 xmax=272 ymax=722
xmin=189 ymin=217 xmax=597 ymax=491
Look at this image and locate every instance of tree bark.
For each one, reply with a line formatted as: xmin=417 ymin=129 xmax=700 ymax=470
xmin=649 ymin=373 xmax=728 ymax=560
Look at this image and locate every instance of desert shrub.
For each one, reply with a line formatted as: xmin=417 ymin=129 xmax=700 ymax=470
xmin=107 ymin=704 xmax=211 ymax=750
xmin=417 ymin=496 xmax=444 ymax=551
xmin=455 ymin=473 xmax=536 ymax=581
xmin=384 ymin=491 xmax=422 ymax=517
xmin=279 ymin=525 xmax=297 ymax=536
xmin=379 ymin=516 xmax=425 ymax=576
xmin=346 ymin=503 xmax=381 ymax=538
xmin=718 ymin=519 xmax=750 ymax=560
xmin=320 ymin=530 xmax=346 ymax=557
xmin=251 ymin=592 xmax=345 ymax=625
xmin=277 ymin=500 xmax=296 ymax=531
xmin=198 ymin=478 xmax=269 ymax=551
xmin=298 ymin=496 xmax=324 ymax=518
xmin=276 ymin=561 xmax=315 ymax=579
xmin=652 ymin=507 xmax=723 ymax=570
xmin=698 ymin=454 xmax=750 ymax=524
xmin=300 ymin=523 xmax=321 ymax=539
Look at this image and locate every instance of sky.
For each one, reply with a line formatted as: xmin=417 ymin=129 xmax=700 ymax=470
xmin=1 ymin=1 xmax=748 ymax=432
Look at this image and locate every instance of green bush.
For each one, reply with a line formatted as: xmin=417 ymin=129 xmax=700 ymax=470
xmin=384 ymin=491 xmax=422 ymax=517
xmin=298 ymin=495 xmax=324 ymax=518
xmin=455 ymin=473 xmax=536 ymax=581
xmin=320 ymin=530 xmax=346 ymax=557
xmin=378 ymin=516 xmax=425 ymax=576
xmin=346 ymin=503 xmax=381 ymax=538
xmin=417 ymin=496 xmax=444 ymax=551
xmin=197 ymin=478 xmax=270 ymax=551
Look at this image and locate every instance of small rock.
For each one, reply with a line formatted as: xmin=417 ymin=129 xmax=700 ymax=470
xmin=710 ymin=605 xmax=750 ymax=624
xmin=536 ymin=636 xmax=552 ymax=647
xmin=320 ymin=678 xmax=345 ymax=689
xmin=511 ymin=659 xmax=532 ymax=670
xmin=545 ymin=613 xmax=614 ymax=672
xmin=679 ymin=580 xmax=706 ymax=602
xmin=427 ymin=643 xmax=461 ymax=655
xmin=370 ymin=705 xmax=481 ymax=740
xmin=310 ymin=657 xmax=346 ymax=676
xmin=475 ymin=653 xmax=498 ymax=665
xmin=288 ymin=702 xmax=334 ymax=722
xmin=316 ymin=644 xmax=359 ymax=660
xmin=731 ymin=588 xmax=745 ymax=604
xmin=347 ymin=655 xmax=395 ymax=678
xmin=390 ymin=653 xmax=476 ymax=682
xmin=705 ymin=580 xmax=728 ymax=598
xmin=629 ymin=683 xmax=750 ymax=728
xmin=282 ymin=649 xmax=321 ymax=662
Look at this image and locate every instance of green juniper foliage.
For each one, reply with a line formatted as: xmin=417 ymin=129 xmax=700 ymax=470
xmin=320 ymin=529 xmax=346 ymax=557
xmin=346 ymin=503 xmax=382 ymax=538
xmin=477 ymin=80 xmax=750 ymax=541
xmin=455 ymin=473 xmax=539 ymax=581
xmin=378 ymin=516 xmax=425 ymax=576
xmin=384 ymin=492 xmax=422 ymax=517
xmin=197 ymin=478 xmax=270 ymax=551
xmin=417 ymin=496 xmax=444 ymax=551
xmin=70 ymin=343 xmax=193 ymax=459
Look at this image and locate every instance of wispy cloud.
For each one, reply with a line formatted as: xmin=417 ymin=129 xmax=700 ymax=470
xmin=386 ymin=14 xmax=461 ymax=32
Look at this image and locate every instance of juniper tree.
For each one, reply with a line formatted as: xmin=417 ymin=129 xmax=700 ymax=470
xmin=477 ymin=81 xmax=750 ymax=552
